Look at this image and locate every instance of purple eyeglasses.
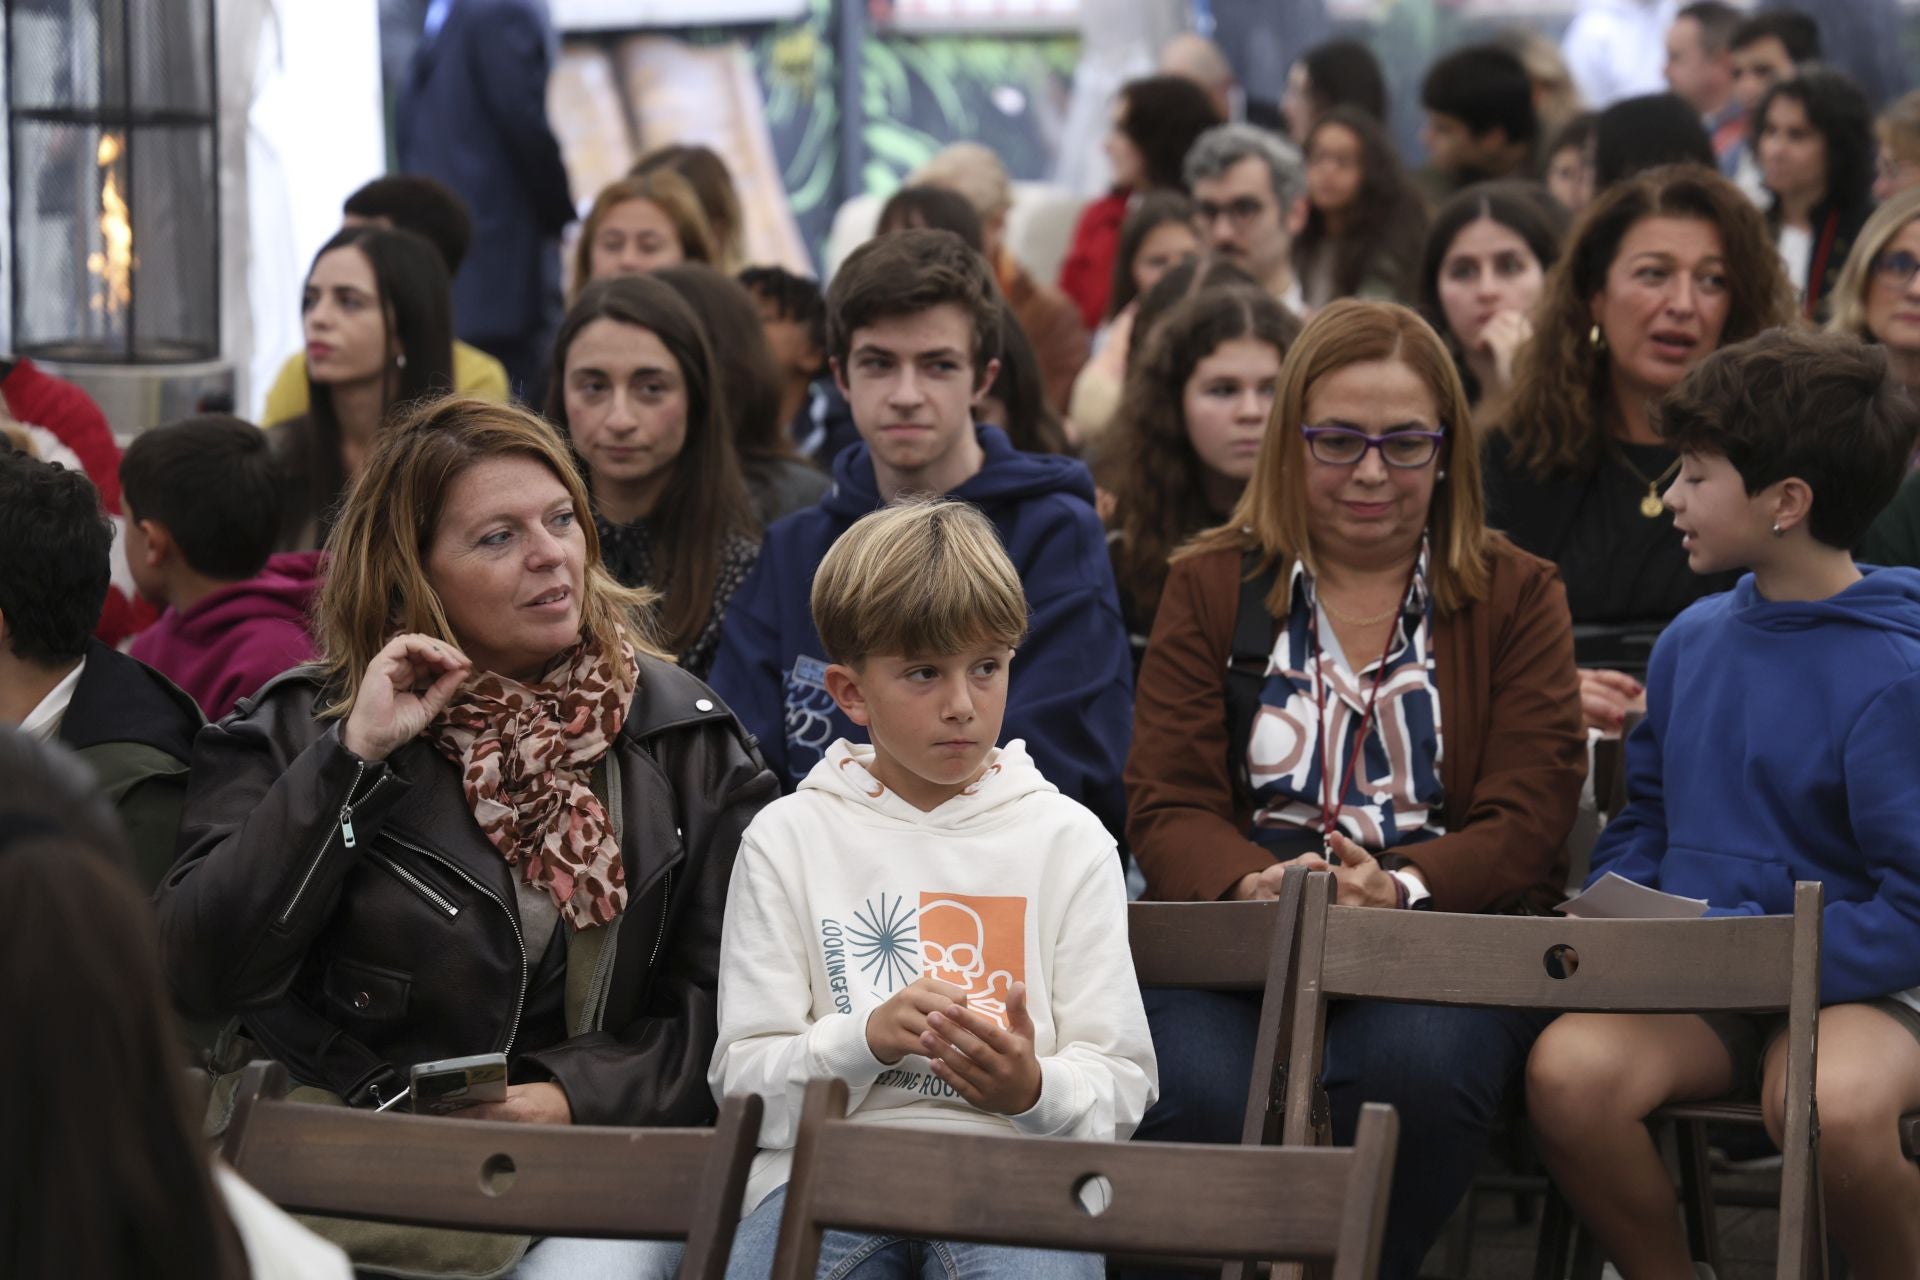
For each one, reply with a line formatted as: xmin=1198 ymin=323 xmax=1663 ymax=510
xmin=1301 ymin=424 xmax=1446 ymax=469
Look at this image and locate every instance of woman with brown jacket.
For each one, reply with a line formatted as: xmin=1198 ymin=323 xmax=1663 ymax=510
xmin=1125 ymin=301 xmax=1584 ymax=1280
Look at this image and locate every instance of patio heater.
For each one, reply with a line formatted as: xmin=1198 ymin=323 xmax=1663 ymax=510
xmin=6 ymin=0 xmax=232 ymax=435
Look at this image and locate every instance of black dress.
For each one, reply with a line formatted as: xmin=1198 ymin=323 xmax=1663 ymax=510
xmin=1482 ymin=434 xmax=1737 ymax=673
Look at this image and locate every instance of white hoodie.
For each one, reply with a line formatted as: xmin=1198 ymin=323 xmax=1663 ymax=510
xmin=710 ymin=738 xmax=1158 ymax=1210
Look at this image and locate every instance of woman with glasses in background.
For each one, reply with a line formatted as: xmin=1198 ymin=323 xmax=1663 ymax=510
xmin=1123 ymin=300 xmax=1585 ymax=1280
xmin=1835 ymin=186 xmax=1920 ymax=566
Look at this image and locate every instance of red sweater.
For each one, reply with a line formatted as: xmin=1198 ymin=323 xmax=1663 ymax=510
xmin=1057 ymin=190 xmax=1131 ymax=332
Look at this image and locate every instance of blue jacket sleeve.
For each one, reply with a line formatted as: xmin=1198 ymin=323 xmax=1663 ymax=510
xmin=707 ymin=550 xmax=792 ymax=790
xmin=466 ymin=1 xmax=575 ymax=231
xmin=1586 ymin=637 xmax=1674 ymax=891
xmin=1002 ymin=504 xmax=1133 ymax=838
xmin=1818 ymin=670 xmax=1920 ymax=1004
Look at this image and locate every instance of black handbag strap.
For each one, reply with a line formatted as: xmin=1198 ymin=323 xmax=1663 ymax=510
xmin=1224 ymin=550 xmax=1282 ymax=815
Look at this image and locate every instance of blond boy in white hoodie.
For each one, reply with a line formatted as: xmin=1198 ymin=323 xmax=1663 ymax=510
xmin=710 ymin=498 xmax=1157 ymax=1280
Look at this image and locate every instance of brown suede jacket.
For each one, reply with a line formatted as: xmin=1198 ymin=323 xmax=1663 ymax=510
xmin=1126 ymin=535 xmax=1585 ymax=914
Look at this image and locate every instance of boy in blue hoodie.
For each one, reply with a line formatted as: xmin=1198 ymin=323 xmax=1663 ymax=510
xmin=1526 ymin=329 xmax=1920 ymax=1279
xmin=708 ymin=229 xmax=1133 ymax=836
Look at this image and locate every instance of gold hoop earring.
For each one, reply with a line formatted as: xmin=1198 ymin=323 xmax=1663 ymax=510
xmin=1589 ymin=324 xmax=1606 ymax=351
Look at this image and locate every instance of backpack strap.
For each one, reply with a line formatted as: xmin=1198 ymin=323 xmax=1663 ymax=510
xmin=1224 ymin=550 xmax=1283 ymax=815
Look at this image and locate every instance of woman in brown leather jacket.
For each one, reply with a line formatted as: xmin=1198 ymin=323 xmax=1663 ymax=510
xmin=157 ymin=396 xmax=776 ymax=1278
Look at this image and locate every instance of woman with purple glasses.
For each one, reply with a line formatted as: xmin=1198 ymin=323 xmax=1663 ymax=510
xmin=1836 ymin=185 xmax=1920 ymax=566
xmin=1122 ymin=300 xmax=1586 ymax=1280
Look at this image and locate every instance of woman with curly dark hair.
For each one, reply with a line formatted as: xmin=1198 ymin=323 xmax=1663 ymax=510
xmin=1755 ymin=68 xmax=1876 ymax=323
xmin=1058 ymin=75 xmax=1222 ymax=330
xmin=1294 ymin=107 xmax=1431 ymax=309
xmin=1104 ymin=284 xmax=1301 ymax=670
xmin=1486 ymin=164 xmax=1796 ymax=732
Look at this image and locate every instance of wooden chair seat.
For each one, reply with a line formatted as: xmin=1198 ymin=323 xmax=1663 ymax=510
xmin=219 ymin=1060 xmax=763 ymax=1280
xmin=769 ymin=1078 xmax=1399 ymax=1280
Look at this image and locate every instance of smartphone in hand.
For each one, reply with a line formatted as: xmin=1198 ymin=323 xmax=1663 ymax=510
xmin=409 ymin=1052 xmax=509 ymax=1114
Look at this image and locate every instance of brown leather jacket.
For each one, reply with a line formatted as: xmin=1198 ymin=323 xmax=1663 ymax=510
xmin=1126 ymin=535 xmax=1584 ymax=914
xmin=156 ymin=655 xmax=776 ymax=1125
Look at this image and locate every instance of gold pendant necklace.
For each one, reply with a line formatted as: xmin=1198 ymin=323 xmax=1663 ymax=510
xmin=1616 ymin=450 xmax=1682 ymax=519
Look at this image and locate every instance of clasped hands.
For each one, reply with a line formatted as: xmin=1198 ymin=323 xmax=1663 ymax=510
xmin=865 ymin=975 xmax=1042 ymax=1115
xmin=1230 ymin=832 xmax=1407 ymax=909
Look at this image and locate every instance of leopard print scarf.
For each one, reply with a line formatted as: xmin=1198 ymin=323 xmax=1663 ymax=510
xmin=428 ymin=629 xmax=639 ymax=931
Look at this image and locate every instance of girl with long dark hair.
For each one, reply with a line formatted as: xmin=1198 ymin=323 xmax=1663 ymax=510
xmin=1295 ymin=107 xmax=1431 ymax=309
xmin=272 ymin=224 xmax=454 ymax=550
xmin=1756 ymin=67 xmax=1876 ymax=322
xmin=545 ymin=275 xmax=760 ymax=676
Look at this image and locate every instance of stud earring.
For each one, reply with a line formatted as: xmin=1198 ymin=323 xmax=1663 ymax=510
xmin=395 ymin=353 xmax=408 ymax=369
xmin=1436 ymin=468 xmax=1448 ymax=479
xmin=1771 ymin=522 xmax=1784 ymax=537
xmin=1589 ymin=323 xmax=1605 ymax=351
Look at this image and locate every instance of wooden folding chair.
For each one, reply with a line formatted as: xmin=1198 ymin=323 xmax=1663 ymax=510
xmin=219 ymin=1060 xmax=763 ymax=1280
xmin=1276 ymin=872 xmax=1826 ymax=1279
xmin=769 ymin=1077 xmax=1399 ymax=1280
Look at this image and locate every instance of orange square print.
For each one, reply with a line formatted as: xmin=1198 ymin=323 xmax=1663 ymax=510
xmin=918 ymin=893 xmax=1027 ymax=1029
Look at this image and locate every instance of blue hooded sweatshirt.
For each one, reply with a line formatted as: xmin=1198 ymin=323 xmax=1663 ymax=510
xmin=1591 ymin=566 xmax=1920 ymax=1007
xmin=707 ymin=425 xmax=1134 ymax=836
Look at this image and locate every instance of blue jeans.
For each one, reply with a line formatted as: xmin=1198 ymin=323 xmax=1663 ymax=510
xmin=511 ymin=1237 xmax=682 ymax=1278
xmin=724 ymin=1184 xmax=1105 ymax=1280
xmin=1135 ymin=988 xmax=1549 ymax=1280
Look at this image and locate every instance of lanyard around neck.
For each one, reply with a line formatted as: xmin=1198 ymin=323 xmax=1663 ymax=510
xmin=1307 ymin=560 xmax=1419 ymax=852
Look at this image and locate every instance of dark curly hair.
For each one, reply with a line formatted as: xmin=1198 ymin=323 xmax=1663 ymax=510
xmin=1755 ymin=67 xmax=1875 ymax=226
xmin=1496 ymin=164 xmax=1797 ymax=478
xmin=0 ymin=451 xmax=112 ymax=664
xmin=1293 ymin=107 xmax=1430 ymax=302
xmin=1106 ymin=285 xmax=1302 ymax=621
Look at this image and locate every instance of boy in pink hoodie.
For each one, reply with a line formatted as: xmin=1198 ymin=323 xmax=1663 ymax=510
xmin=122 ymin=415 xmax=321 ymax=720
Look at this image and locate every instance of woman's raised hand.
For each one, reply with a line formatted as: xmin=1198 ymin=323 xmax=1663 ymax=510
xmin=1480 ymin=310 xmax=1534 ymax=393
xmin=341 ymin=634 xmax=473 ymax=762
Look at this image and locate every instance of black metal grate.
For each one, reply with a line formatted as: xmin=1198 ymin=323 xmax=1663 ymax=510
xmin=6 ymin=0 xmax=218 ymax=363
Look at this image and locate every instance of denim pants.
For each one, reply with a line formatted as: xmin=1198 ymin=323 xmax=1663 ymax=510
xmin=511 ymin=1236 xmax=683 ymax=1279
xmin=724 ymin=1184 xmax=1105 ymax=1280
xmin=1134 ymin=988 xmax=1550 ymax=1280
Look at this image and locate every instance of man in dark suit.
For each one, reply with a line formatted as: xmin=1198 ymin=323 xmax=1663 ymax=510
xmin=397 ymin=0 xmax=575 ymax=403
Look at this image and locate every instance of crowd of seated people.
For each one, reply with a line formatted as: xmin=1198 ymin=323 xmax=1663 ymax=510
xmin=10 ymin=9 xmax=1920 ymax=1278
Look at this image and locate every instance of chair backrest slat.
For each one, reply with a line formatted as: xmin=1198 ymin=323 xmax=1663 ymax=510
xmin=1127 ymin=900 xmax=1282 ymax=989
xmin=771 ymin=1079 xmax=1397 ymax=1277
xmin=1312 ymin=901 xmax=1797 ymax=1012
xmin=222 ymin=1062 xmax=761 ymax=1276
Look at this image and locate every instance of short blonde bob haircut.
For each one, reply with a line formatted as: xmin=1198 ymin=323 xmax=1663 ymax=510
xmin=811 ymin=498 xmax=1029 ymax=667
xmin=571 ymin=170 xmax=717 ymax=298
xmin=313 ymin=396 xmax=666 ymax=718
xmin=1182 ymin=299 xmax=1492 ymax=616
xmin=1828 ymin=184 xmax=1920 ymax=342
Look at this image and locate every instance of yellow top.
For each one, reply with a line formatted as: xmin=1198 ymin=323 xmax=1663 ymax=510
xmin=260 ymin=341 xmax=512 ymax=425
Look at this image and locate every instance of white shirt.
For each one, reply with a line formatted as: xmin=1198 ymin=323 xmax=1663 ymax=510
xmin=1778 ymin=224 xmax=1813 ymax=301
xmin=19 ymin=659 xmax=85 ymax=742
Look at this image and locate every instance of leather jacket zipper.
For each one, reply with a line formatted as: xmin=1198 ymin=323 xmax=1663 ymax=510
xmin=381 ymin=830 xmax=529 ymax=1055
xmin=646 ymin=868 xmax=672 ymax=974
xmin=279 ymin=762 xmax=384 ymax=926
xmin=368 ymin=850 xmax=459 ymax=918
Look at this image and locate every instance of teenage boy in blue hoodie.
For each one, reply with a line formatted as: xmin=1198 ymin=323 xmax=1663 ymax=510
xmin=709 ymin=228 xmax=1133 ymax=836
xmin=1526 ymin=329 xmax=1920 ymax=1280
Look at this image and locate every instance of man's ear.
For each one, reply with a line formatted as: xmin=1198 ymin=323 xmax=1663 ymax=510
xmin=823 ymin=662 xmax=871 ymax=727
xmin=830 ymin=356 xmax=852 ymax=400
xmin=1285 ymin=193 xmax=1310 ymax=238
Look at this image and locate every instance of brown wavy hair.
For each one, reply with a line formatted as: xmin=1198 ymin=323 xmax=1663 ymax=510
xmin=1107 ymin=285 xmax=1302 ymax=621
xmin=1182 ymin=300 xmax=1492 ymax=615
xmin=1495 ymin=164 xmax=1796 ymax=479
xmin=313 ymin=397 xmax=665 ymax=718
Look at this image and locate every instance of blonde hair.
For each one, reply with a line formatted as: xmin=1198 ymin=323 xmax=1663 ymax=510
xmin=1181 ymin=299 xmax=1492 ymax=615
xmin=571 ymin=171 xmax=717 ymax=298
xmin=1828 ymin=184 xmax=1920 ymax=341
xmin=313 ymin=397 xmax=666 ymax=718
xmin=913 ymin=142 xmax=1015 ymax=224
xmin=811 ymin=498 xmax=1029 ymax=666
xmin=1878 ymin=90 xmax=1920 ymax=170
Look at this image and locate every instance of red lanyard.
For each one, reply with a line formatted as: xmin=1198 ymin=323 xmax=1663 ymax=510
xmin=1307 ymin=563 xmax=1418 ymax=851
xmin=1803 ymin=208 xmax=1841 ymax=322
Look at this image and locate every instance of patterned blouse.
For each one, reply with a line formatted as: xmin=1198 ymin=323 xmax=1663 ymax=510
xmin=1246 ymin=553 xmax=1446 ymax=855
xmin=594 ymin=514 xmax=758 ymax=679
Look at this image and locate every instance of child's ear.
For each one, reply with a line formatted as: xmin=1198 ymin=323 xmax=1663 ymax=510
xmin=136 ymin=519 xmax=172 ymax=568
xmin=830 ymin=356 xmax=851 ymax=400
xmin=1772 ymin=476 xmax=1815 ymax=536
xmin=823 ymin=662 xmax=871 ymax=727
